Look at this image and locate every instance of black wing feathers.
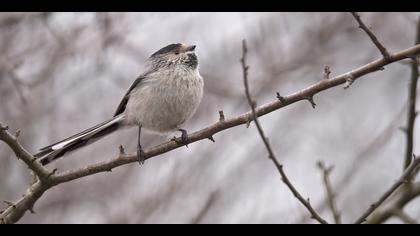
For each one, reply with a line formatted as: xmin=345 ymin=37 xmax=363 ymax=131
xmin=113 ymin=75 xmax=145 ymax=116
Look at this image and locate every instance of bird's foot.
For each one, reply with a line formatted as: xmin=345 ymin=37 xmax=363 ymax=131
xmin=137 ymin=145 xmax=146 ymax=165
xmin=171 ymin=129 xmax=189 ymax=147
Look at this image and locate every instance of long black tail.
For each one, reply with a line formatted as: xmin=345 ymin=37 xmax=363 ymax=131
xmin=35 ymin=114 xmax=125 ymax=165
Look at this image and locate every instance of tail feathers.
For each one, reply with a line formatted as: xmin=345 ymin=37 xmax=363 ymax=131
xmin=36 ymin=114 xmax=125 ymax=165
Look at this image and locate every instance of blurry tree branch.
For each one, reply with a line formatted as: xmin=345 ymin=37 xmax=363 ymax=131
xmin=0 ymin=38 xmax=420 ymax=224
xmin=241 ymin=39 xmax=328 ymax=224
xmin=0 ymin=58 xmax=27 ymax=105
xmin=367 ymin=182 xmax=420 ymax=224
xmin=297 ymin=96 xmax=412 ymax=224
xmin=317 ymin=162 xmax=341 ymax=224
xmin=354 ymin=156 xmax=420 ymax=224
xmin=392 ymin=208 xmax=417 ymax=224
xmin=365 ymin=14 xmax=420 ymax=224
xmin=368 ymin=181 xmax=420 ymax=224
xmin=298 ymin=14 xmax=420 ymax=222
xmin=190 ymin=190 xmax=219 ymax=224
xmin=403 ymin=14 xmax=420 ymax=170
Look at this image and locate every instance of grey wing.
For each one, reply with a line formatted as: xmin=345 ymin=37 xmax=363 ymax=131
xmin=114 ymin=75 xmax=146 ymax=116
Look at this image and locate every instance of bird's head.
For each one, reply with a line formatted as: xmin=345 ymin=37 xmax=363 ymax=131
xmin=149 ymin=43 xmax=198 ymax=70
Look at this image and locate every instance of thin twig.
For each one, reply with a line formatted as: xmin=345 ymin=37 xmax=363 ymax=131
xmin=353 ymin=156 xmax=420 ymax=224
xmin=365 ymin=15 xmax=420 ymax=225
xmin=2 ymin=201 xmax=15 ymax=207
xmin=241 ymin=39 xmax=328 ymax=224
xmin=323 ymin=66 xmax=331 ymax=80
xmin=403 ymin=14 xmax=420 ymax=170
xmin=190 ymin=190 xmax=219 ymax=224
xmin=0 ymin=123 xmax=50 ymax=180
xmin=218 ymin=110 xmax=225 ymax=122
xmin=0 ymin=58 xmax=27 ymax=105
xmin=350 ymin=12 xmax=391 ymax=60
xmin=0 ymin=123 xmax=56 ymax=224
xmin=317 ymin=161 xmax=341 ymax=224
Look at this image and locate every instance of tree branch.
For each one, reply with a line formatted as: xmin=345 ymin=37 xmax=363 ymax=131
xmin=0 ymin=123 xmax=58 ymax=224
xmin=0 ymin=180 xmax=51 ymax=224
xmin=317 ymin=162 xmax=341 ymax=224
xmin=190 ymin=190 xmax=219 ymax=224
xmin=0 ymin=123 xmax=51 ymax=180
xmin=350 ymin=12 xmax=391 ymax=60
xmin=0 ymin=58 xmax=27 ymax=105
xmin=392 ymin=208 xmax=417 ymax=224
xmin=361 ymin=15 xmax=420 ymax=225
xmin=353 ymin=156 xmax=420 ymax=224
xmin=403 ymin=14 xmax=420 ymax=170
xmin=1 ymin=42 xmax=420 ymax=224
xmin=241 ymin=39 xmax=328 ymax=224
xmin=368 ymin=182 xmax=420 ymax=224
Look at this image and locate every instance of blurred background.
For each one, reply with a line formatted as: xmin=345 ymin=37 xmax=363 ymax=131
xmin=0 ymin=12 xmax=419 ymax=224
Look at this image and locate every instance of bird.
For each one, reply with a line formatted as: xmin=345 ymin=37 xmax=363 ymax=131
xmin=35 ymin=43 xmax=204 ymax=166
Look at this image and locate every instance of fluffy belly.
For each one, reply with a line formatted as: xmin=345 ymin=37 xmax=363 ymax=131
xmin=124 ymin=76 xmax=203 ymax=133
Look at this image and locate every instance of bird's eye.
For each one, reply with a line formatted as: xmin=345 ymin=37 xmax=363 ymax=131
xmin=174 ymin=51 xmax=180 ymax=55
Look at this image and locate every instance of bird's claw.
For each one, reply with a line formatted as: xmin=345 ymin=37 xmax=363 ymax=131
xmin=171 ymin=129 xmax=189 ymax=147
xmin=137 ymin=146 xmax=146 ymax=165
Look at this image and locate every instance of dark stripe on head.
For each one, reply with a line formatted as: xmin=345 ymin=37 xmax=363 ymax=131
xmin=151 ymin=43 xmax=182 ymax=57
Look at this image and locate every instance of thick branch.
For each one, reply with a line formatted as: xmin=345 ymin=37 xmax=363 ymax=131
xmin=241 ymin=40 xmax=328 ymax=224
xmin=350 ymin=12 xmax=391 ymax=60
xmin=404 ymin=14 xmax=420 ymax=169
xmin=353 ymin=156 xmax=420 ymax=224
xmin=317 ymin=162 xmax=341 ymax=224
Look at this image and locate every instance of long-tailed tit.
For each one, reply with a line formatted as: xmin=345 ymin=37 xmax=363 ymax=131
xmin=35 ymin=43 xmax=203 ymax=165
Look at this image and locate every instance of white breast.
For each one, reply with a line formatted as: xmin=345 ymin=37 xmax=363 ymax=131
xmin=124 ymin=67 xmax=203 ymax=133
